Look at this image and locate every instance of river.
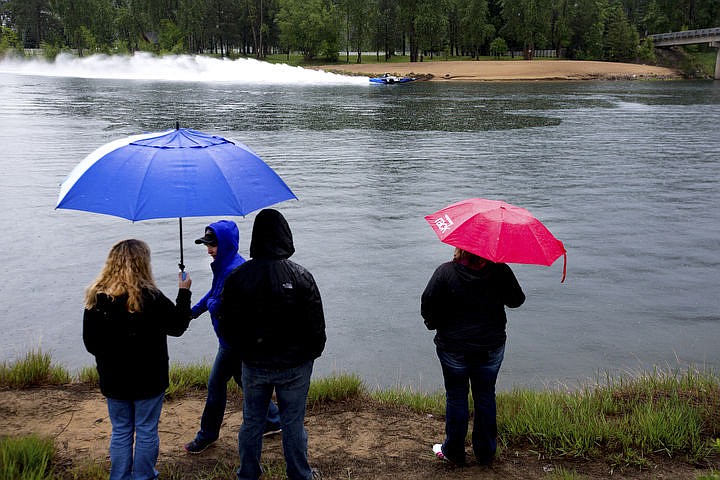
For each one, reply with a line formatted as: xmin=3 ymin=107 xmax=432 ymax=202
xmin=1 ymin=54 xmax=719 ymax=392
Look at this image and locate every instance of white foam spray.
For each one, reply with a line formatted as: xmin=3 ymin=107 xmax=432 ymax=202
xmin=0 ymin=51 xmax=369 ymax=85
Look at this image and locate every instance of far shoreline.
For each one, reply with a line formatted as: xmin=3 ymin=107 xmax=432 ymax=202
xmin=314 ymin=59 xmax=682 ymax=81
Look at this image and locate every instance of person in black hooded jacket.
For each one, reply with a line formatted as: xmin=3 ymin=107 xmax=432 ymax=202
xmin=422 ymin=248 xmax=524 ymax=467
xmin=219 ymin=209 xmax=325 ymax=480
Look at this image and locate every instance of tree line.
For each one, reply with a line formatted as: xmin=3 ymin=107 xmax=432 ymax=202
xmin=1 ymin=0 xmax=718 ymax=63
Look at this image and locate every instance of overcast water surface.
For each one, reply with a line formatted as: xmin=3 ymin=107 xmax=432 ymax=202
xmin=1 ymin=55 xmax=719 ymax=391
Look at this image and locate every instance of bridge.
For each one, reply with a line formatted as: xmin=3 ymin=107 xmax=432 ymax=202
xmin=648 ymin=27 xmax=720 ymax=79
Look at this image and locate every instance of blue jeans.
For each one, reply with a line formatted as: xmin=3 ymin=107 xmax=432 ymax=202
xmin=195 ymin=346 xmax=281 ymax=443
xmin=106 ymin=393 xmax=164 ymax=480
xmin=436 ymin=344 xmax=505 ymax=465
xmin=237 ymin=360 xmax=314 ymax=480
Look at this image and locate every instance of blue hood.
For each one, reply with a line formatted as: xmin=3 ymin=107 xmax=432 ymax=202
xmin=192 ymin=220 xmax=245 ymax=346
xmin=209 ymin=220 xmax=240 ymax=271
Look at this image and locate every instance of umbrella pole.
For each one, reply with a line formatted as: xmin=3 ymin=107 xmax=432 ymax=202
xmin=178 ymin=217 xmax=186 ymax=279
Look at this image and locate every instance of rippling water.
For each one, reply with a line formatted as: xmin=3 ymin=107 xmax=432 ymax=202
xmin=1 ymin=56 xmax=719 ymax=391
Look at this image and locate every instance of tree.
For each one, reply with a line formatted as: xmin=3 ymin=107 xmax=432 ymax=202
xmin=6 ymin=0 xmax=51 ymax=47
xmin=548 ymin=0 xmax=571 ymax=56
xmin=567 ymin=0 xmax=606 ymax=59
xmin=177 ymin=0 xmax=207 ymax=53
xmin=460 ymin=0 xmax=494 ymax=58
xmin=247 ymin=0 xmax=279 ymax=58
xmin=415 ymin=0 xmax=449 ymax=59
xmin=338 ymin=0 xmax=372 ymax=63
xmin=0 ymin=24 xmax=23 ymax=54
xmin=489 ymin=36 xmax=508 ymax=57
xmin=158 ymin=18 xmax=184 ymax=52
xmin=399 ymin=0 xmax=419 ymax=61
xmin=640 ymin=0 xmax=670 ymax=35
xmin=604 ymin=1 xmax=638 ymax=61
xmin=500 ymin=0 xmax=551 ymax=59
xmin=277 ymin=0 xmax=338 ymax=61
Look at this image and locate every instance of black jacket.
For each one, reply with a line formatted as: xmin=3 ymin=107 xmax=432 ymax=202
xmin=421 ymin=261 xmax=525 ymax=352
xmin=219 ymin=209 xmax=326 ymax=369
xmin=83 ymin=288 xmax=192 ymax=400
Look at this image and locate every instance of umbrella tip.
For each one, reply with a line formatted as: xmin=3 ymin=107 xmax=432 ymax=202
xmin=175 ymin=121 xmax=180 ymax=130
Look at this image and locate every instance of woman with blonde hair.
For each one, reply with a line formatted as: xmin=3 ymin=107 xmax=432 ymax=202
xmin=83 ymin=239 xmax=193 ymax=480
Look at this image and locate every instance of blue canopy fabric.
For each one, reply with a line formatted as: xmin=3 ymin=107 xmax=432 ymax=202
xmin=57 ymin=128 xmax=297 ymax=221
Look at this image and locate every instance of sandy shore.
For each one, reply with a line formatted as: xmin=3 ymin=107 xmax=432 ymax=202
xmin=316 ymin=59 xmax=682 ymax=81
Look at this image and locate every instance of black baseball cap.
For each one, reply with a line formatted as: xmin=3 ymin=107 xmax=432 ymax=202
xmin=195 ymin=228 xmax=217 ymax=246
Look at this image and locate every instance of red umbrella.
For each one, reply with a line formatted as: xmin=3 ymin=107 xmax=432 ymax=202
xmin=424 ymin=198 xmax=567 ymax=282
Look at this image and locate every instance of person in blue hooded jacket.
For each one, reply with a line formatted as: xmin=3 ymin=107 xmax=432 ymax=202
xmin=184 ymin=220 xmax=281 ymax=454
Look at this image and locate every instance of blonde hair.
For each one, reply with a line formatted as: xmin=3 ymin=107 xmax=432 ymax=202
xmin=84 ymin=239 xmax=159 ymax=312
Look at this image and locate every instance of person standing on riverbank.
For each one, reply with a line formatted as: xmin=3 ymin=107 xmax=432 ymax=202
xmin=219 ymin=209 xmax=326 ymax=480
xmin=82 ymin=239 xmax=193 ymax=480
xmin=421 ymin=248 xmax=525 ymax=466
xmin=184 ymin=220 xmax=281 ymax=454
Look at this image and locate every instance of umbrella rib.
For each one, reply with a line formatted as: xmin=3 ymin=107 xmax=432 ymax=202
xmin=58 ymin=131 xmax=162 ymax=205
xmin=131 ymin=148 xmax=160 ymax=220
xmin=207 ymin=148 xmax=245 ymax=214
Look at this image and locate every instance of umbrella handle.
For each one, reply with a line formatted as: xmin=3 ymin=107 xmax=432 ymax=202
xmin=178 ymin=217 xmax=186 ymax=279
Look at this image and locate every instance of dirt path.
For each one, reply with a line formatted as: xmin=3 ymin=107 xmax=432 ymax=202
xmin=0 ymin=385 xmax=713 ymax=479
xmin=315 ymin=59 xmax=682 ymax=81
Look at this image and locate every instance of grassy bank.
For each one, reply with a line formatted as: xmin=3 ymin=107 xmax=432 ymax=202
xmin=1 ymin=350 xmax=719 ymax=479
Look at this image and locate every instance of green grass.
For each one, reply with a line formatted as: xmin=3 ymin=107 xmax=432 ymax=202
xmin=545 ymin=466 xmax=587 ymax=479
xmin=497 ymin=367 xmax=720 ymax=464
xmin=698 ymin=471 xmax=720 ymax=480
xmin=307 ymin=372 xmax=363 ymax=406
xmin=0 ymin=435 xmax=55 ymax=480
xmin=76 ymin=365 xmax=99 ymax=385
xmin=166 ymin=360 xmax=215 ymax=400
xmin=685 ymin=49 xmax=717 ymax=77
xmin=369 ymin=386 xmax=446 ymax=417
xmin=62 ymin=459 xmax=108 ymax=480
xmin=0 ymin=349 xmax=70 ymax=388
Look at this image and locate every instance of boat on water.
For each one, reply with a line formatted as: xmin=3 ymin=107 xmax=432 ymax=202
xmin=369 ymin=73 xmax=416 ymax=84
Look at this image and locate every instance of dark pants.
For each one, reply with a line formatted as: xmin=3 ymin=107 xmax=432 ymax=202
xmin=436 ymin=344 xmax=505 ymax=465
xmin=195 ymin=346 xmax=280 ymax=443
xmin=237 ymin=360 xmax=314 ymax=480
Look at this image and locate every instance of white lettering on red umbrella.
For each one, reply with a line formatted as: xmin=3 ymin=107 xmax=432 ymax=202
xmin=434 ymin=215 xmax=454 ymax=233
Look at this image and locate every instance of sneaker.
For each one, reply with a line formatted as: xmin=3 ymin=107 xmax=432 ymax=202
xmin=263 ymin=425 xmax=282 ymax=437
xmin=311 ymin=468 xmax=322 ymax=479
xmin=432 ymin=443 xmax=448 ymax=462
xmin=184 ymin=438 xmax=215 ymax=454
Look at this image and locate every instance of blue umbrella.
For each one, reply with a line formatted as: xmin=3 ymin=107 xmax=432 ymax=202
xmin=57 ymin=126 xmax=297 ymax=272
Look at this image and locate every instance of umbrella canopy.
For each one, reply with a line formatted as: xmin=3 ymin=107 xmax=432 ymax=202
xmin=57 ymin=127 xmax=296 ymax=220
xmin=57 ymin=127 xmax=297 ymax=270
xmin=424 ymin=198 xmax=567 ymax=281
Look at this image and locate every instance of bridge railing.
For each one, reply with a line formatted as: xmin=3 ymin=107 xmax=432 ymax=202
xmin=649 ymin=27 xmax=720 ymax=44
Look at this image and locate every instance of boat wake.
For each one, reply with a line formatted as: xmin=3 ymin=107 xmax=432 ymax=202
xmin=0 ymin=52 xmax=370 ymax=86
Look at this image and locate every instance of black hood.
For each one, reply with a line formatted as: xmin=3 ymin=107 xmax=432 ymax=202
xmin=249 ymin=209 xmax=295 ymax=259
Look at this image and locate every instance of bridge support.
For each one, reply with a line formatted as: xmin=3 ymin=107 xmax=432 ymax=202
xmin=714 ymin=42 xmax=720 ymax=80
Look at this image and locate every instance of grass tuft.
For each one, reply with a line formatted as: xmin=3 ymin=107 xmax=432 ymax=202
xmin=166 ymin=361 xmax=213 ymax=400
xmin=0 ymin=435 xmax=55 ymax=480
xmin=76 ymin=366 xmax=99 ymax=385
xmin=370 ymin=386 xmax=445 ymax=416
xmin=308 ymin=372 xmax=364 ymax=406
xmin=0 ymin=349 xmax=70 ymax=388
